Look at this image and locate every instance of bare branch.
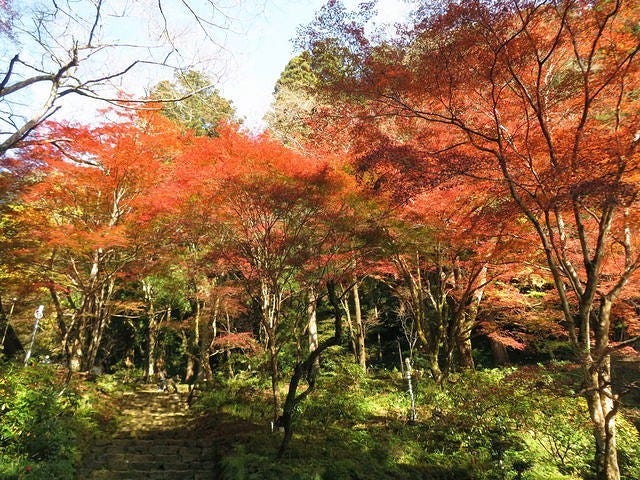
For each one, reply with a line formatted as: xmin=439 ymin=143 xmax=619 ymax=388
xmin=0 ymin=55 xmax=19 ymax=92
xmin=88 ymin=0 xmax=103 ymax=47
xmin=1 ymin=74 xmax=57 ymax=97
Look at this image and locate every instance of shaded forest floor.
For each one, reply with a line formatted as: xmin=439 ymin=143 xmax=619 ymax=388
xmin=1 ymin=357 xmax=639 ymax=480
xmin=179 ymin=355 xmax=640 ymax=480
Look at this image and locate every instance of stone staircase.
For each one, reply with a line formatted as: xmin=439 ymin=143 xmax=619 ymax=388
xmin=78 ymin=385 xmax=218 ymax=480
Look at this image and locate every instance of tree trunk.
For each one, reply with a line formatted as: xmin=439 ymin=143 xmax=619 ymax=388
xmin=585 ymin=299 xmax=620 ymax=480
xmin=0 ymin=297 xmax=22 ymax=357
xmin=147 ymin=310 xmax=161 ymax=380
xmin=307 ymin=288 xmax=319 ymax=353
xmin=490 ymin=337 xmax=509 ymax=366
xmin=143 ymin=280 xmax=158 ymax=381
xmin=340 ymin=290 xmax=357 ymax=359
xmin=277 ymin=281 xmax=343 ymax=458
xmin=47 ymin=286 xmax=71 ymax=362
xmin=225 ymin=313 xmax=234 ymax=377
xmin=268 ymin=335 xmax=280 ymax=420
xmin=83 ymin=289 xmax=114 ymax=372
xmin=456 ymin=266 xmax=486 ymax=370
xmin=457 ymin=328 xmax=474 ymax=369
xmin=585 ymin=361 xmax=620 ymax=480
xmin=352 ymin=279 xmax=366 ymax=371
xmin=424 ymin=303 xmax=445 ymax=383
xmin=307 ymin=287 xmax=319 ymax=373
xmin=260 ymin=280 xmax=282 ymax=421
xmin=199 ymin=299 xmax=216 ymax=382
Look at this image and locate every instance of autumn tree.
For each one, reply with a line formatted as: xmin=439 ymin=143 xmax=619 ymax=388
xmin=302 ymin=0 xmax=640 ymax=478
xmin=163 ymin=126 xmax=382 ymax=454
xmin=168 ymin=128 xmax=349 ymax=416
xmin=14 ymin=113 xmax=183 ymax=371
xmin=355 ymin=140 xmax=529 ymax=379
xmin=388 ymin=187 xmax=502 ymax=379
xmin=0 ymin=155 xmax=37 ymax=358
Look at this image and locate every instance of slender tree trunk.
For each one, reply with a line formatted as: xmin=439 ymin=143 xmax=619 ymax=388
xmin=456 ymin=325 xmax=474 ymax=369
xmin=399 ymin=254 xmax=444 ymax=383
xmin=47 ymin=286 xmax=72 ymax=362
xmin=260 ymin=280 xmax=282 ymax=421
xmin=199 ymin=298 xmax=217 ymax=382
xmin=147 ymin=310 xmax=161 ymax=381
xmin=143 ymin=280 xmax=158 ymax=381
xmin=268 ymin=333 xmax=280 ymax=420
xmin=84 ymin=279 xmax=115 ymax=372
xmin=340 ymin=290 xmax=357 ymax=359
xmin=307 ymin=287 xmax=320 ymax=373
xmin=456 ymin=266 xmax=486 ymax=370
xmin=225 ymin=313 xmax=234 ymax=377
xmin=307 ymin=288 xmax=319 ymax=353
xmin=424 ymin=302 xmax=445 ymax=383
xmin=69 ymin=310 xmax=86 ymax=372
xmin=352 ymin=279 xmax=366 ymax=371
xmin=277 ymin=281 xmax=343 ymax=458
xmin=584 ymin=356 xmax=620 ymax=480
xmin=183 ymin=328 xmax=197 ymax=383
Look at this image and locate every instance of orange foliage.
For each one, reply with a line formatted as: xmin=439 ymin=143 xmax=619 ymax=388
xmin=16 ymin=111 xmax=185 ymax=282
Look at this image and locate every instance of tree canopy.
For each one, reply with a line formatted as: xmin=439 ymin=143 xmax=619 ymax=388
xmin=1 ymin=2 xmax=639 ymax=480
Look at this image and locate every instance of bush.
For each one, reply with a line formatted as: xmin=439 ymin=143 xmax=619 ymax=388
xmin=197 ymin=359 xmax=640 ymax=480
xmin=418 ymin=366 xmax=640 ymax=480
xmin=618 ymin=415 xmax=640 ymax=480
xmin=0 ymin=363 xmax=93 ymax=479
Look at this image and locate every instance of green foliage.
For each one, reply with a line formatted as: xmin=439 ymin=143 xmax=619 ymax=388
xmin=201 ymin=362 xmax=640 ymax=480
xmin=150 ymin=70 xmax=238 ymax=136
xmin=273 ymin=53 xmax=318 ymax=95
xmin=94 ymin=367 xmax=145 ymax=392
xmin=193 ymin=371 xmax=273 ymax=423
xmin=265 ymin=53 xmax=319 ymax=145
xmin=617 ymin=415 xmax=640 ymax=480
xmin=142 ymin=270 xmax=193 ymax=317
xmin=0 ymin=363 xmax=98 ymax=479
xmin=419 ymin=367 xmax=640 ymax=480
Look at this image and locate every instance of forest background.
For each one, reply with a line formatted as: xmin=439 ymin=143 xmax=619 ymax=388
xmin=1 ymin=1 xmax=639 ymax=480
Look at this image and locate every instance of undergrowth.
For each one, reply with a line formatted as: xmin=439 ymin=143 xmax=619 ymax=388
xmin=194 ymin=356 xmax=640 ymax=480
xmin=0 ymin=362 xmax=109 ymax=480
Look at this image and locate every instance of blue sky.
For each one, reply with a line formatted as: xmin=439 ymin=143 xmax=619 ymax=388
xmin=217 ymin=0 xmax=329 ymax=130
xmin=218 ymin=0 xmax=412 ymax=130
xmin=9 ymin=0 xmax=327 ymax=132
xmin=6 ymin=0 xmax=410 ymax=133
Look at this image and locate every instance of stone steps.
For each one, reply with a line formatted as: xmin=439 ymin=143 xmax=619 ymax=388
xmin=83 ymin=469 xmax=215 ymax=480
xmin=79 ymin=385 xmax=218 ymax=480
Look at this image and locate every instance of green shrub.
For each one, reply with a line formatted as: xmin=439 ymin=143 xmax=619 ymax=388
xmin=199 ymin=360 xmax=640 ymax=480
xmin=193 ymin=371 xmax=272 ymax=422
xmin=0 ymin=363 xmax=94 ymax=479
xmin=618 ymin=415 xmax=640 ymax=480
xmin=417 ymin=366 xmax=640 ymax=480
